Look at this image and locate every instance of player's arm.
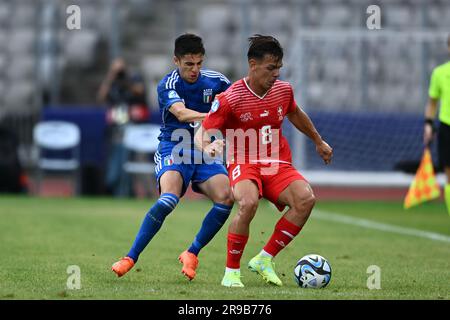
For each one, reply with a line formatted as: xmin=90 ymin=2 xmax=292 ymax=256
xmin=424 ymin=97 xmax=439 ymax=145
xmin=169 ymin=102 xmax=206 ymax=123
xmin=194 ymin=126 xmax=224 ymax=157
xmin=194 ymin=97 xmax=228 ymax=157
xmin=287 ymin=106 xmax=333 ymax=164
xmin=194 ymin=124 xmax=211 ymax=151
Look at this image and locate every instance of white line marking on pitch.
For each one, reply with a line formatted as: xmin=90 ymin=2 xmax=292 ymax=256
xmin=313 ymin=210 xmax=450 ymax=243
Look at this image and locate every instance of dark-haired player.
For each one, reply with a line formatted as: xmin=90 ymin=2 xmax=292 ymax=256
xmin=112 ymin=34 xmax=234 ymax=281
xmin=196 ymin=35 xmax=333 ymax=287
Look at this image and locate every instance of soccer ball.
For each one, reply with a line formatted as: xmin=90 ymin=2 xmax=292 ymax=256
xmin=294 ymin=254 xmax=332 ymax=289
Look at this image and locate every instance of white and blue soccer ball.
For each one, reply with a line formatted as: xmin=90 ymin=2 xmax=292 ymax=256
xmin=294 ymin=254 xmax=332 ymax=289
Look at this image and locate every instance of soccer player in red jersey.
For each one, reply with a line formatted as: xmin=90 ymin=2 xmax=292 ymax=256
xmin=194 ymin=35 xmax=333 ymax=287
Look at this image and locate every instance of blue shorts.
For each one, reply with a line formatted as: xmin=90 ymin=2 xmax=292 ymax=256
xmin=154 ymin=144 xmax=228 ymax=197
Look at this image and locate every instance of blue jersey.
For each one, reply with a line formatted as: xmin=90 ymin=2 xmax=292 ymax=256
xmin=157 ymin=69 xmax=231 ymax=144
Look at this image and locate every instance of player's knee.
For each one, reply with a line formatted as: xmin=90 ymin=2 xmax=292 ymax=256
xmin=303 ymin=191 xmax=316 ymax=211
xmin=222 ymin=196 xmax=235 ymax=208
xmin=214 ymin=189 xmax=234 ymax=207
xmin=237 ymin=197 xmax=258 ymax=217
xmin=306 ymin=191 xmax=316 ymax=209
xmin=292 ymin=190 xmax=316 ymax=216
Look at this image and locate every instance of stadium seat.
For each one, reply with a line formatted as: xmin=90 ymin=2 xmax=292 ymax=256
xmin=2 ymin=81 xmax=35 ymax=112
xmin=427 ymin=4 xmax=450 ymax=28
xmin=0 ymin=3 xmax=9 ymax=28
xmin=0 ymin=30 xmax=7 ymax=51
xmin=121 ymin=124 xmax=160 ymax=197
xmin=33 ymin=121 xmax=81 ymax=195
xmin=8 ymin=29 xmax=36 ymax=55
xmin=204 ymin=56 xmax=232 ymax=76
xmin=198 ymin=4 xmax=235 ymax=55
xmin=63 ymin=30 xmax=99 ymax=67
xmin=122 ymin=124 xmax=159 ymax=174
xmin=70 ymin=1 xmax=115 ymax=33
xmin=141 ymin=54 xmax=171 ymax=108
xmin=6 ymin=56 xmax=35 ymax=80
xmin=198 ymin=4 xmax=233 ymax=32
xmin=307 ymin=81 xmax=324 ymax=102
xmin=256 ymin=6 xmax=291 ymax=34
xmin=324 ymin=58 xmax=348 ymax=82
xmin=0 ymin=53 xmax=6 ymax=76
xmin=12 ymin=3 xmax=36 ymax=28
xmin=384 ymin=5 xmax=417 ymax=29
xmin=202 ymin=33 xmax=230 ymax=56
xmin=320 ymin=4 xmax=353 ymax=27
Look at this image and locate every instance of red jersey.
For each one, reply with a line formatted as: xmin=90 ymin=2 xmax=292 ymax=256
xmin=202 ymin=78 xmax=297 ymax=165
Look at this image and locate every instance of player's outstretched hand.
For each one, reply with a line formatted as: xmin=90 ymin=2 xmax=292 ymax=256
xmin=205 ymin=139 xmax=225 ymax=157
xmin=316 ymin=140 xmax=333 ymax=165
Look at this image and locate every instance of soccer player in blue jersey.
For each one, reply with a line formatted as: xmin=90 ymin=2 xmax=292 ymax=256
xmin=112 ymin=34 xmax=234 ymax=281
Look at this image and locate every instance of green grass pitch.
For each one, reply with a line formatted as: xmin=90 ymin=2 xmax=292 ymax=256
xmin=0 ymin=195 xmax=449 ymax=300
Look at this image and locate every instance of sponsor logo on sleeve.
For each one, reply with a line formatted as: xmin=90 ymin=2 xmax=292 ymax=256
xmin=168 ymin=90 xmax=180 ymax=99
xmin=210 ymin=99 xmax=220 ymax=113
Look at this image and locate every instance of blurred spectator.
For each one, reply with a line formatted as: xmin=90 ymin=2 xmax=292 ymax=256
xmin=97 ymin=57 xmax=149 ymax=123
xmin=97 ymin=57 xmax=150 ymax=197
xmin=0 ymin=126 xmax=28 ymax=194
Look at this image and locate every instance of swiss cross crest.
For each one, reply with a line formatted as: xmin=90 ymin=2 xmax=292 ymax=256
xmin=203 ymin=88 xmax=213 ymax=103
xmin=240 ymin=112 xmax=253 ymax=122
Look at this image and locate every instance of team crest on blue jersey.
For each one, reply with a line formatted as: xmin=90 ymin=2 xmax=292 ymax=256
xmin=210 ymin=99 xmax=220 ymax=113
xmin=163 ymin=155 xmax=174 ymax=166
xmin=203 ymin=88 xmax=213 ymax=103
xmin=168 ymin=90 xmax=180 ymax=99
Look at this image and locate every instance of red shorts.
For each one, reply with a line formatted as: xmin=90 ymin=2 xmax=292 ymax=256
xmin=227 ymin=162 xmax=307 ymax=212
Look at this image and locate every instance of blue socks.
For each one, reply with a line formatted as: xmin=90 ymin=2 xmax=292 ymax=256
xmin=188 ymin=203 xmax=233 ymax=256
xmin=127 ymin=197 xmax=231 ymax=262
xmin=127 ymin=193 xmax=179 ymax=262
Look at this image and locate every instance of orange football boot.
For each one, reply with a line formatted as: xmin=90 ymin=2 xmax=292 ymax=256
xmin=178 ymin=250 xmax=199 ymax=281
xmin=111 ymin=257 xmax=135 ymax=277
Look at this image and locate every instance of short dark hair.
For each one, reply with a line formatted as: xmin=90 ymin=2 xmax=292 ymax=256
xmin=247 ymin=34 xmax=283 ymax=62
xmin=174 ymin=33 xmax=205 ymax=58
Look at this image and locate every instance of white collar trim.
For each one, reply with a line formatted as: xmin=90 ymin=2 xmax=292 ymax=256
xmin=243 ymin=78 xmax=269 ymax=100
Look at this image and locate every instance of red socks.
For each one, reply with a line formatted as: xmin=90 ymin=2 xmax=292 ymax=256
xmin=226 ymin=218 xmax=301 ymax=268
xmin=263 ymin=217 xmax=302 ymax=257
xmin=226 ymin=232 xmax=249 ymax=269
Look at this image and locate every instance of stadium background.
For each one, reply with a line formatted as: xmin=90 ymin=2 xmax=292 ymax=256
xmin=0 ymin=0 xmax=449 ymax=302
xmin=0 ymin=0 xmax=449 ymax=199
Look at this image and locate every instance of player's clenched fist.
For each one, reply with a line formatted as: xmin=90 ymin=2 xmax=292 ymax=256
xmin=316 ymin=140 xmax=333 ymax=165
xmin=205 ymin=139 xmax=225 ymax=157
